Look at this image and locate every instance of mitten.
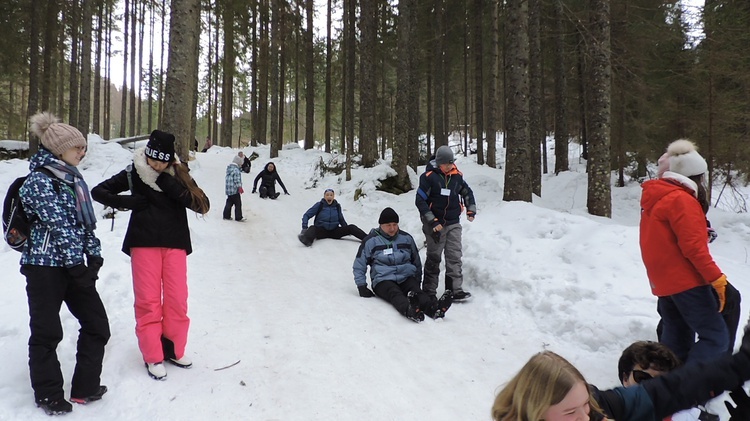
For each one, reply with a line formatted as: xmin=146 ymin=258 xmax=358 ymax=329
xmin=252 ymin=188 xmax=257 ymax=194
xmin=726 ymin=387 xmax=750 ymax=421
xmin=67 ymin=263 xmax=98 ymax=288
xmin=707 ymin=227 xmax=718 ymax=243
xmin=358 ymin=285 xmax=375 ymax=298
xmin=712 ymin=274 xmax=727 ymax=312
xmin=239 ymin=187 xmax=244 ymax=194
xmin=87 ymin=255 xmax=104 ymax=278
xmin=116 ymin=194 xmax=149 ymax=211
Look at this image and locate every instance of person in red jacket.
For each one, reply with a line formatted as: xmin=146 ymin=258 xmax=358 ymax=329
xmin=640 ymin=139 xmax=728 ymax=364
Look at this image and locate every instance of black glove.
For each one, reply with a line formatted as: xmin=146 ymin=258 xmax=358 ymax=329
xmin=358 ymin=285 xmax=375 ymax=298
xmin=726 ymin=387 xmax=750 ymax=421
xmin=431 ymin=230 xmax=441 ymax=243
xmin=87 ymin=255 xmax=104 ymax=278
xmin=67 ymin=263 xmax=98 ymax=288
xmin=252 ymin=188 xmax=257 ymax=194
xmin=116 ymin=194 xmax=149 ymax=211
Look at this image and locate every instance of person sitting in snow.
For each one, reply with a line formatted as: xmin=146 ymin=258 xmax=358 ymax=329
xmin=223 ymin=154 xmax=245 ymax=222
xmin=238 ymin=151 xmax=252 ymax=174
xmin=353 ymin=207 xmax=452 ymax=323
xmin=298 ymin=188 xmax=366 ymax=246
xmin=252 ymin=162 xmax=289 ymax=199
xmin=640 ymin=139 xmax=729 ymax=364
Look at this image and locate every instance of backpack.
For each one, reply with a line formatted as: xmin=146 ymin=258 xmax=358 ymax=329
xmin=3 ymin=167 xmax=58 ymax=252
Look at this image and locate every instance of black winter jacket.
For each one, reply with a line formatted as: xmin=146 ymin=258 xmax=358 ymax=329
xmin=252 ymin=162 xmax=288 ymax=193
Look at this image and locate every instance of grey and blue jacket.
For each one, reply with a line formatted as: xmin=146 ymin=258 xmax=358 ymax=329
xmin=353 ymin=228 xmax=421 ymax=289
xmin=19 ymin=149 xmax=101 ymax=268
xmin=302 ymin=199 xmax=346 ymax=230
xmin=415 ymin=160 xmax=476 ymax=227
xmin=225 ymin=163 xmax=242 ymax=196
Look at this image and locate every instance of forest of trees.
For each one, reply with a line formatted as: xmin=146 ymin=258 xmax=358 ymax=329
xmin=1 ymin=0 xmax=749 ymax=216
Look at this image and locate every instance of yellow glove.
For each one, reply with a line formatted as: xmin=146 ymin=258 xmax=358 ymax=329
xmin=711 ymin=274 xmax=727 ymax=313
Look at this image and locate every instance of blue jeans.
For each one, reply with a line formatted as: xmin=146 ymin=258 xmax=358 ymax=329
xmin=657 ymin=285 xmax=728 ymax=363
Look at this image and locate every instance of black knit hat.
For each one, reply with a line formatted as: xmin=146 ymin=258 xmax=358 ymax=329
xmin=145 ymin=130 xmax=176 ymax=162
xmin=378 ymin=207 xmax=399 ymax=224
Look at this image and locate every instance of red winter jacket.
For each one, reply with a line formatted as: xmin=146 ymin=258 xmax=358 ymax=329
xmin=639 ymin=179 xmax=722 ymax=297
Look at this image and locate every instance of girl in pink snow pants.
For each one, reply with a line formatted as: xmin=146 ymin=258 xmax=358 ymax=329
xmin=92 ymin=130 xmax=210 ymax=380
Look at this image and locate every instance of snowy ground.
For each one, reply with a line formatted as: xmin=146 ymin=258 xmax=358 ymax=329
xmin=0 ymin=135 xmax=748 ymax=420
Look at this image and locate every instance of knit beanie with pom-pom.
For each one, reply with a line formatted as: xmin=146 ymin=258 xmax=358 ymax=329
xmin=664 ymin=139 xmax=707 ymax=178
xmin=29 ymin=112 xmax=86 ymax=157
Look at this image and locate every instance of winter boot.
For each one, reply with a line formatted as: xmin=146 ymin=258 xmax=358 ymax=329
xmin=452 ymin=290 xmax=472 ymax=301
xmin=167 ymin=356 xmax=193 ymax=369
xmin=272 ymin=192 xmax=281 ymax=199
xmin=298 ymin=233 xmax=313 ymax=247
xmin=404 ymin=305 xmax=424 ymax=323
xmin=145 ymin=362 xmax=167 ymax=380
xmin=36 ymin=398 xmax=73 ymax=415
xmin=431 ymin=290 xmax=453 ymax=319
xmin=70 ymin=385 xmax=108 ymax=405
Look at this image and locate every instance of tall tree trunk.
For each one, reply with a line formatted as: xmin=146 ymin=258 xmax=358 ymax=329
xmin=211 ymin=12 xmax=219 ymax=144
xmin=586 ymin=0 xmax=612 ymax=217
xmin=359 ymin=0 xmax=377 ymax=166
xmin=157 ymin=0 xmax=166 ymax=128
xmin=393 ymin=0 xmax=415 ymax=191
xmin=146 ymin=0 xmax=155 ymax=132
xmin=486 ymin=0 xmax=498 ymax=168
xmin=528 ymin=0 xmax=542 ymax=195
xmin=221 ymin=1 xmax=235 ymax=147
xmin=432 ymin=0 xmax=445 ymax=148
xmin=137 ymin=0 xmax=146 ymax=133
xmin=257 ymin=0 xmax=269 ymax=145
xmin=250 ymin=0 xmax=258 ymax=146
xmin=553 ymin=0 xmax=569 ymax=174
xmin=42 ymin=0 xmax=57 ymax=112
xmin=120 ymin=0 xmax=129 ymax=137
xmin=324 ymin=0 xmax=332 ymax=153
xmin=278 ymin=5 xmax=286 ymax=148
xmin=93 ymin=0 xmax=103 ymax=135
xmin=473 ymin=0 xmax=484 ymax=165
xmin=344 ymin=0 xmax=355 ymax=180
xmin=28 ymin=0 xmax=41 ymax=153
xmin=162 ymin=0 xmax=201 ymax=161
xmin=304 ymin=0 xmax=315 ymax=149
xmin=128 ymin=0 xmax=137 ymax=135
xmin=104 ymin=3 xmax=112 ymax=139
xmin=269 ymin=0 xmax=280 ymax=158
xmin=68 ymin=0 xmax=80 ymax=128
xmin=503 ymin=0 xmax=531 ymax=202
xmin=78 ymin=0 xmax=93 ymax=136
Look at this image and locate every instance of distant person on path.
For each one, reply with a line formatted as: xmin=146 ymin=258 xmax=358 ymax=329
xmin=201 ymin=136 xmax=212 ymax=152
xmin=415 ymin=145 xmax=477 ymax=302
xmin=20 ymin=112 xmax=110 ymax=415
xmin=640 ymin=139 xmax=729 ymax=364
xmin=92 ymin=130 xmax=210 ymax=381
xmin=353 ymin=207 xmax=452 ymax=323
xmin=297 ymin=188 xmax=366 ymax=246
xmin=223 ymin=154 xmax=245 ymax=222
xmin=252 ymin=162 xmax=289 ymax=199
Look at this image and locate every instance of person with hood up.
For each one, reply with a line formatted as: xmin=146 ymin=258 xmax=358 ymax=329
xmin=223 ymin=154 xmax=246 ymax=222
xmin=640 ymin=139 xmax=729 ymax=364
xmin=91 ymin=130 xmax=210 ymax=381
xmin=298 ymin=188 xmax=366 ymax=246
xmin=252 ymin=162 xmax=289 ymax=199
xmin=353 ymin=208 xmax=452 ymax=323
xmin=415 ymin=145 xmax=477 ymax=302
xmin=19 ymin=112 xmax=110 ymax=415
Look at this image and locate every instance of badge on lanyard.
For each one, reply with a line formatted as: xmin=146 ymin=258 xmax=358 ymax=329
xmin=383 ymin=248 xmax=394 ymax=255
xmin=440 ymin=188 xmax=450 ymax=196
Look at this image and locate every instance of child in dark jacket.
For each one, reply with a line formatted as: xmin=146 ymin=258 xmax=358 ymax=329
xmin=20 ymin=112 xmax=110 ymax=415
xmin=92 ymin=130 xmax=210 ymax=381
xmin=297 ymin=188 xmax=366 ymax=246
xmin=223 ymin=154 xmax=245 ymax=221
xmin=252 ymin=162 xmax=289 ymax=199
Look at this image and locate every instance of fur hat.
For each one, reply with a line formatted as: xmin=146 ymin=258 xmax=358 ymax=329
xmin=145 ymin=130 xmax=176 ymax=162
xmin=435 ymin=145 xmax=455 ymax=166
xmin=378 ymin=207 xmax=399 ymax=225
xmin=232 ymin=155 xmax=244 ymax=166
xmin=665 ymin=139 xmax=707 ymax=178
xmin=29 ymin=112 xmax=86 ymax=157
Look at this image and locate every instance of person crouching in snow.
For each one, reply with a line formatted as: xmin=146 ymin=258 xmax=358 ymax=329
xmin=297 ymin=188 xmax=366 ymax=246
xmin=223 ymin=154 xmax=246 ymax=222
xmin=252 ymin=161 xmax=289 ymax=199
xmin=353 ymin=207 xmax=452 ymax=322
xmin=639 ymin=139 xmax=729 ymax=364
xmin=91 ymin=130 xmax=210 ymax=381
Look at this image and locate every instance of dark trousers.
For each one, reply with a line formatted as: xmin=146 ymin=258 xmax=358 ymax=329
xmin=223 ymin=193 xmax=243 ymax=220
xmin=373 ymin=277 xmax=435 ymax=317
xmin=259 ymin=184 xmax=277 ymax=199
xmin=657 ymin=285 xmax=729 ymax=363
xmin=22 ymin=265 xmax=110 ymax=401
xmin=302 ymin=225 xmax=367 ymax=244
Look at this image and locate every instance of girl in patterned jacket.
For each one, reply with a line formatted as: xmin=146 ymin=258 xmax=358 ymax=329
xmin=19 ymin=112 xmax=110 ymax=415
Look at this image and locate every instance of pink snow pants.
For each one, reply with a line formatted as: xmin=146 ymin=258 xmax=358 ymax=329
xmin=130 ymin=247 xmax=190 ymax=364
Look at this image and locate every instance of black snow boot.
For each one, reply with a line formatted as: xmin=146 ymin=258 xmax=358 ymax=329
xmin=36 ymin=398 xmax=73 ymax=415
xmin=431 ymin=290 xmax=453 ymax=319
xmin=70 ymin=385 xmax=108 ymax=405
xmin=404 ymin=305 xmax=424 ymax=323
